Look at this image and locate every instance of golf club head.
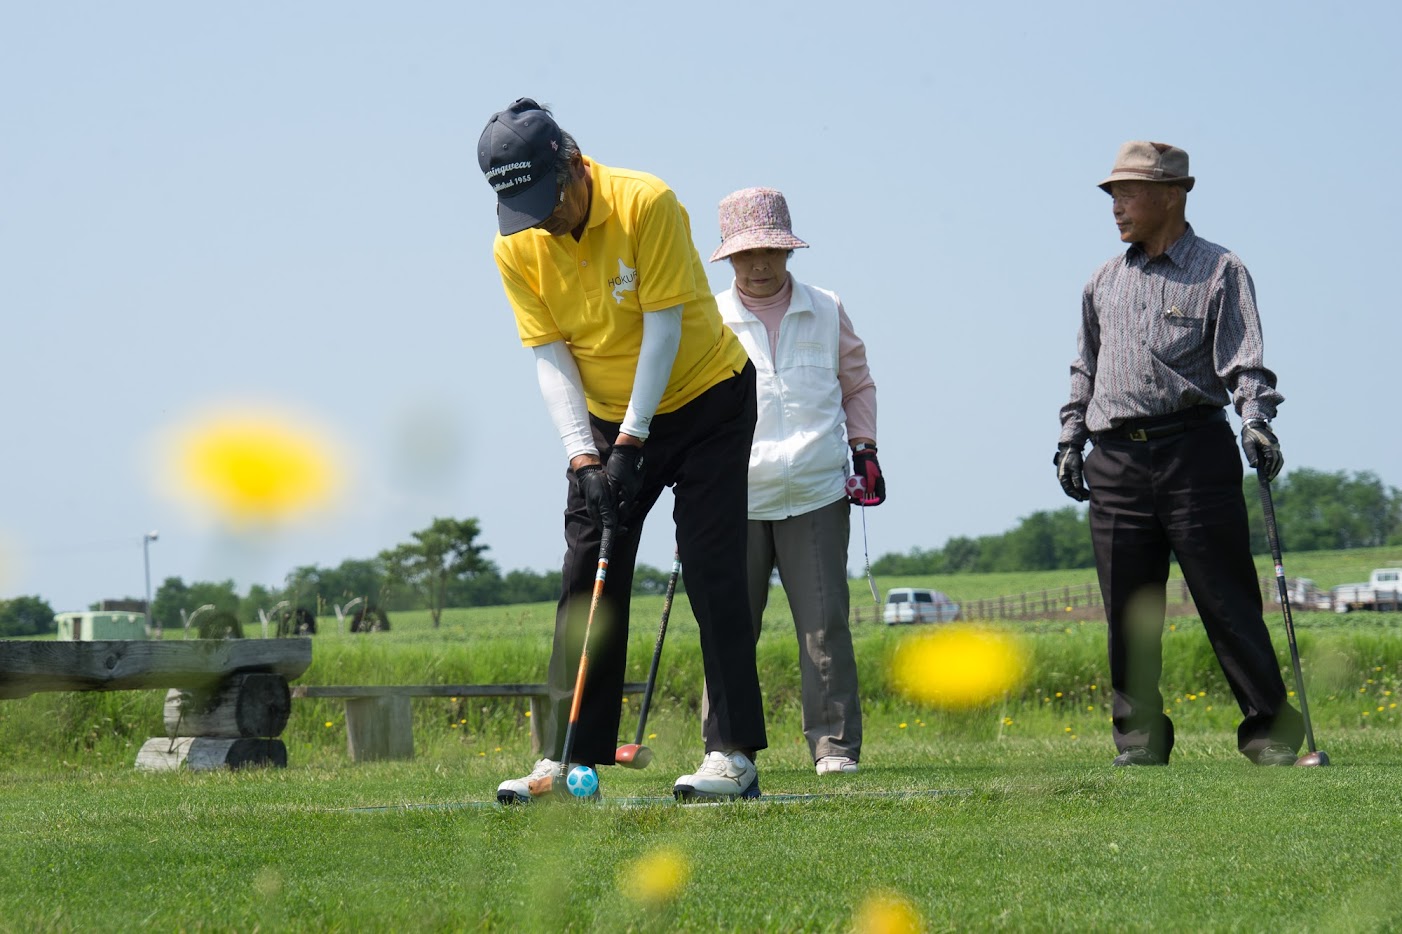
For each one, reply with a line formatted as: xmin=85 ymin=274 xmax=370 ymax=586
xmin=1294 ymin=750 xmax=1330 ymax=767
xmin=614 ymin=743 xmax=653 ymax=770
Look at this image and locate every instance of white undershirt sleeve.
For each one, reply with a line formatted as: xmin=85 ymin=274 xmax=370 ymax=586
xmin=533 ymin=341 xmax=598 ymax=461
xmin=621 ymin=305 xmax=683 ymax=440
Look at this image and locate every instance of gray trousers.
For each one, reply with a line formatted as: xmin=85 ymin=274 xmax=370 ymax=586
xmin=706 ymin=496 xmax=862 ymax=761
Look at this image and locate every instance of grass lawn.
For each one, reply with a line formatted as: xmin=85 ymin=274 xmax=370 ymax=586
xmin=3 ymin=721 xmax=1400 ymax=931
xmin=3 ymin=553 xmax=1402 ymax=931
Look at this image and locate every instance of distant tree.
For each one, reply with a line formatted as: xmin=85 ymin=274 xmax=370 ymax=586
xmin=150 ymin=577 xmax=191 ymax=631
xmin=379 ymin=518 xmax=492 ymax=626
xmin=495 ymin=568 xmax=561 ymax=605
xmin=0 ymin=596 xmax=56 ymax=636
xmin=998 ymin=508 xmax=1095 ymax=571
xmin=1245 ymin=469 xmax=1402 ymax=553
xmin=943 ymin=536 xmax=983 ymax=573
xmin=632 ymin=563 xmax=678 ymax=596
xmin=871 ymin=547 xmax=944 ymax=576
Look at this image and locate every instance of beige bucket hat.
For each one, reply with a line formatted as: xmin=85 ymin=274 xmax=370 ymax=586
xmin=709 ymin=187 xmax=810 ymax=262
xmin=1098 ymin=141 xmax=1195 ymax=193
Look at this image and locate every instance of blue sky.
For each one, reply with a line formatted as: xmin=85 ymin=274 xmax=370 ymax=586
xmin=3 ymin=1 xmax=1399 ymax=612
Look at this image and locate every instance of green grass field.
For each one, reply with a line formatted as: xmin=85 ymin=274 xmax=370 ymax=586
xmin=3 ymin=551 xmax=1402 ymax=931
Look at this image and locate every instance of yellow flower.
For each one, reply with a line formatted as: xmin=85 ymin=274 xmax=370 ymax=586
xmin=853 ymin=891 xmax=923 ymax=934
xmin=889 ymin=625 xmax=1028 ymax=709
xmin=1055 ymin=692 xmax=1063 ymax=698
xmin=899 ymin=722 xmax=908 ymax=729
xmin=159 ymin=405 xmax=344 ymax=526
xmin=323 ymin=721 xmax=333 ymax=729
xmin=618 ymin=847 xmax=689 ymax=906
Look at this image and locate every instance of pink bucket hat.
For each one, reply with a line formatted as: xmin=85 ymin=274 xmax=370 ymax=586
xmin=709 ymin=187 xmax=810 ymax=262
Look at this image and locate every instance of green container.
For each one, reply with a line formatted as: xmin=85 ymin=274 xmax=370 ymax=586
xmin=54 ymin=611 xmax=148 ymax=641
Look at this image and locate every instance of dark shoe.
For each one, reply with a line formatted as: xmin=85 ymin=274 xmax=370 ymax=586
xmin=1255 ymin=744 xmax=1298 ymax=766
xmin=1112 ymin=746 xmax=1165 ymax=767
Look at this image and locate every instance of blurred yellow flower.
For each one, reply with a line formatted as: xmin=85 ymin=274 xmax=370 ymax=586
xmin=853 ymin=890 xmax=923 ymax=934
xmin=890 ymin=625 xmax=1028 ymax=709
xmin=159 ymin=405 xmax=343 ymax=526
xmin=618 ymin=847 xmax=689 ymax=906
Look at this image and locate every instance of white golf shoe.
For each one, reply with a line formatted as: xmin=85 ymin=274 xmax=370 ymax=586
xmin=672 ymin=750 xmax=760 ymax=801
xmin=815 ymin=755 xmax=859 ymax=775
xmin=496 ymin=758 xmax=598 ymax=804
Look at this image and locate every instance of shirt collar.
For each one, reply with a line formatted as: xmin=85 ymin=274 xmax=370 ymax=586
xmin=583 ymin=157 xmax=613 ymax=231
xmin=1127 ymin=223 xmax=1197 ymax=268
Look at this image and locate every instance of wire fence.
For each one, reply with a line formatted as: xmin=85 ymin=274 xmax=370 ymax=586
xmin=850 ymin=579 xmax=1402 ymax=624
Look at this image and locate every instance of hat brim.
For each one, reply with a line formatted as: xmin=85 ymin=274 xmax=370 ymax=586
xmin=709 ymin=229 xmax=810 ymax=262
xmin=1097 ymin=173 xmax=1195 ymax=194
xmin=496 ymin=176 xmax=560 ymax=236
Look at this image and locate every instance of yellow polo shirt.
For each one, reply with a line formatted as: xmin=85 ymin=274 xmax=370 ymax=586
xmin=493 ymin=158 xmax=749 ymax=423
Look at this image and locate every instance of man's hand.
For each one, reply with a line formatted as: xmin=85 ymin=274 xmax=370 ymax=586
xmin=1054 ymin=443 xmax=1089 ymax=502
xmin=847 ymin=447 xmax=886 ymax=506
xmin=604 ymin=443 xmax=646 ymax=525
xmin=1241 ymin=419 xmax=1284 ymax=481
xmin=574 ymin=463 xmax=617 ymax=531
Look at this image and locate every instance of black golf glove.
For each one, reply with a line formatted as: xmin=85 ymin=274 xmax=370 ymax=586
xmin=1054 ymin=443 xmax=1089 ymax=502
xmin=604 ymin=443 xmax=646 ymax=526
xmin=847 ymin=447 xmax=886 ymax=506
xmin=1241 ymin=418 xmax=1284 ymax=481
xmin=574 ymin=463 xmax=617 ymax=531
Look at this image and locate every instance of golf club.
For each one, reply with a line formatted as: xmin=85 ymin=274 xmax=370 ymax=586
xmin=547 ymin=525 xmax=615 ymax=795
xmin=1257 ymin=466 xmax=1330 ymax=767
xmin=615 ymin=548 xmax=681 ymax=769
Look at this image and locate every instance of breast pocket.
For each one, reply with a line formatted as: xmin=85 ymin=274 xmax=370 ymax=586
xmin=784 ymin=341 xmax=834 ymax=372
xmin=1155 ymin=308 xmax=1211 ymax=359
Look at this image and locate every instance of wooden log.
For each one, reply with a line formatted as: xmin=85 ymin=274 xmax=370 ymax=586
xmin=164 ymin=673 xmax=291 ymax=738
xmin=134 ymin=737 xmax=288 ymax=771
xmin=344 ymin=695 xmax=414 ymax=762
xmin=0 ymin=639 xmax=312 ymax=699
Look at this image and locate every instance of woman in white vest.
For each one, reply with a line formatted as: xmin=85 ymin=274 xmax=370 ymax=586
xmin=709 ymin=187 xmax=885 ymax=775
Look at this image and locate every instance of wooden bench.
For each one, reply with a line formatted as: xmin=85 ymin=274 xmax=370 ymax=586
xmin=292 ymin=681 xmax=650 ymax=762
xmin=0 ymin=639 xmax=312 ymax=771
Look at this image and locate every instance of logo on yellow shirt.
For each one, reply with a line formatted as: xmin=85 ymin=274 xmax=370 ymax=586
xmin=610 ymin=258 xmax=638 ymax=305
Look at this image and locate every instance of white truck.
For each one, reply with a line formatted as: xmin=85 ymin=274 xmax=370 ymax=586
xmin=1330 ymin=568 xmax=1402 ymax=613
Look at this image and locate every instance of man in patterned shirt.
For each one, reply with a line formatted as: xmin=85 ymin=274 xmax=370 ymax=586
xmin=1054 ymin=141 xmax=1305 ymax=767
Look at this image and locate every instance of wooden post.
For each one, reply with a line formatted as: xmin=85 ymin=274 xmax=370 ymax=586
xmin=135 ymin=737 xmax=288 ymax=771
xmin=344 ymin=695 xmax=414 ymax=762
xmin=164 ymin=672 xmax=291 ymax=738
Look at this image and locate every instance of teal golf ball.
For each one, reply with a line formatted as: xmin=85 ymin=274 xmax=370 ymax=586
xmin=566 ymin=765 xmax=598 ymax=797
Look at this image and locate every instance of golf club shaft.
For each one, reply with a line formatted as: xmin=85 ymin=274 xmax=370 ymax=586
xmin=559 ymin=525 xmax=614 ymax=772
xmin=1256 ymin=468 xmax=1319 ymax=754
xmin=633 ymin=549 xmax=680 ymax=745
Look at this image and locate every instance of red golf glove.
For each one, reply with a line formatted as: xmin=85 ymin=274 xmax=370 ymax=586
xmin=847 ymin=446 xmax=886 ymax=506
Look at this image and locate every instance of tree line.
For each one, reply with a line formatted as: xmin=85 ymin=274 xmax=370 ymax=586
xmin=872 ymin=468 xmax=1401 ymax=576
xmin=1 ymin=467 xmax=1396 ymax=636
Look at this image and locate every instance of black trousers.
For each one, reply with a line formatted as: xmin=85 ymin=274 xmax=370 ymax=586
xmin=1083 ymin=418 xmax=1303 ymax=761
xmin=542 ymin=361 xmax=768 ymax=766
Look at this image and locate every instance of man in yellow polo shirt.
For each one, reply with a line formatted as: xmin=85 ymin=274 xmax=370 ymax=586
xmin=479 ymin=98 xmax=768 ymax=803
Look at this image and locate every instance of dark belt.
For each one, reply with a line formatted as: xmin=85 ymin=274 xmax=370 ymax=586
xmin=1094 ymin=406 xmax=1226 ymax=443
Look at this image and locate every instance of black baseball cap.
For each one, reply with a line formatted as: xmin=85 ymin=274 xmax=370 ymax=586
xmin=478 ymin=98 xmax=563 ymax=235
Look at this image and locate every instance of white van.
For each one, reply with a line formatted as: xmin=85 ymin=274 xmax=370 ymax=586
xmin=883 ymin=588 xmax=960 ymax=625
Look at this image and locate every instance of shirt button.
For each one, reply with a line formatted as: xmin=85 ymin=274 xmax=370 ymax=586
xmin=1143 ymin=376 xmax=1152 ymax=384
xmin=580 ymin=260 xmax=588 ymax=267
